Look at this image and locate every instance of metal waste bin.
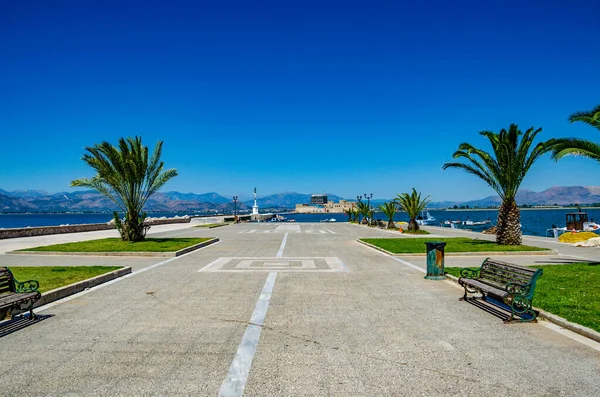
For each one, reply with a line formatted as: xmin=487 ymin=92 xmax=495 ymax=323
xmin=425 ymin=241 xmax=447 ymax=280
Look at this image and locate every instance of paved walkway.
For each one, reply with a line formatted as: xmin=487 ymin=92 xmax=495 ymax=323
xmin=0 ymin=223 xmax=598 ymax=396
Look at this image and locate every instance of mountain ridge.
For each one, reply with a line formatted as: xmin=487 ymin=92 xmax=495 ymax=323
xmin=1 ymin=186 xmax=599 ymax=212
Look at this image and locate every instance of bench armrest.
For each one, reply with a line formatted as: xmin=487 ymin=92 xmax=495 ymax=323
xmin=15 ymin=279 xmax=40 ymax=293
xmin=459 ymin=267 xmax=480 ymax=278
xmin=505 ymin=281 xmax=531 ymax=297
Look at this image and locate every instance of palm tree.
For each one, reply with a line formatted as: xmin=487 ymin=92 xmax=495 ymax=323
xmin=443 ymin=124 xmax=555 ymax=245
xmin=357 ymin=201 xmax=371 ymax=225
xmin=71 ymin=136 xmax=178 ymax=242
xmin=551 ymin=104 xmax=600 ymax=163
xmin=344 ymin=206 xmax=354 ymax=222
xmin=351 ymin=207 xmax=359 ymax=223
xmin=378 ymin=201 xmax=397 ymax=229
xmin=395 ymin=188 xmax=430 ymax=231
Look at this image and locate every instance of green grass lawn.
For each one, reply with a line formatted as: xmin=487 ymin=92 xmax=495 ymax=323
xmin=361 ymin=237 xmax=548 ymax=254
xmin=8 ymin=266 xmax=124 ymax=293
xmin=19 ymin=237 xmax=211 ymax=253
xmin=445 ymin=263 xmax=600 ymax=333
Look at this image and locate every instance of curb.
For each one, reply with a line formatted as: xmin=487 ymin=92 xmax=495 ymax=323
xmin=356 ymin=239 xmax=556 ymax=256
xmin=208 ymin=224 xmax=230 ymax=229
xmin=444 ymin=274 xmax=600 ymax=344
xmin=7 ymin=237 xmax=219 ymax=257
xmin=33 ymin=267 xmax=132 ymax=308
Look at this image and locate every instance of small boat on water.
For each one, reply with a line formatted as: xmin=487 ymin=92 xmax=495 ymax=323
xmin=442 ymin=219 xmax=492 ymax=229
xmin=416 ymin=210 xmax=437 ymax=226
xmin=546 ymin=211 xmax=600 ymax=238
xmin=320 ymin=218 xmax=336 ymax=223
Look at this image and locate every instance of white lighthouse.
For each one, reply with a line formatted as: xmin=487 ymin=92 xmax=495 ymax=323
xmin=252 ymin=187 xmax=259 ymax=215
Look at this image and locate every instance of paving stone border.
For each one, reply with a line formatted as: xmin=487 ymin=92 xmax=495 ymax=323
xmin=357 ymin=239 xmax=557 ymax=256
xmin=33 ymin=267 xmax=132 ymax=308
xmin=8 ymin=237 xmax=219 ymax=257
xmin=445 ymin=274 xmax=600 ymax=344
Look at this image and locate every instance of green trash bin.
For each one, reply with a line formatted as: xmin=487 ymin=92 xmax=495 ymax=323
xmin=424 ymin=241 xmax=447 ymax=280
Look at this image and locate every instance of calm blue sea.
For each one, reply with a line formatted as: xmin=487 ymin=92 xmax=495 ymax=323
xmin=2 ymin=209 xmax=600 ymax=237
xmin=284 ymin=209 xmax=600 ymax=237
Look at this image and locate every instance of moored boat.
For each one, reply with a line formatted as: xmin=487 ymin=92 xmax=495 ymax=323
xmin=416 ymin=210 xmax=437 ymax=226
xmin=546 ymin=211 xmax=600 ymax=238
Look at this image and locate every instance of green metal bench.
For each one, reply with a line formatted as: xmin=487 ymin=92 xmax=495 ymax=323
xmin=458 ymin=258 xmax=543 ymax=323
xmin=0 ymin=267 xmax=41 ymax=320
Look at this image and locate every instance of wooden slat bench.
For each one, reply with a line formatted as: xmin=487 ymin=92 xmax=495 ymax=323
xmin=0 ymin=267 xmax=41 ymax=320
xmin=458 ymin=258 xmax=543 ymax=323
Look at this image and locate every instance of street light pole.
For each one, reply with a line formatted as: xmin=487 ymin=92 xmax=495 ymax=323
xmin=233 ymin=196 xmax=238 ymax=223
xmin=356 ymin=195 xmax=363 ymax=225
xmin=365 ymin=193 xmax=373 ymax=225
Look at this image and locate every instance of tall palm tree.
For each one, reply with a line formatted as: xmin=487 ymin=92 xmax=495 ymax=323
xmin=71 ymin=136 xmax=178 ymax=242
xmin=443 ymin=124 xmax=555 ymax=245
xmin=378 ymin=201 xmax=397 ymax=229
xmin=551 ymin=104 xmax=600 ymax=163
xmin=394 ymin=188 xmax=429 ymax=231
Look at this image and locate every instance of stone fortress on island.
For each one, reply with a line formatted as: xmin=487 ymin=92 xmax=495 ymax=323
xmin=295 ymin=194 xmax=355 ymax=213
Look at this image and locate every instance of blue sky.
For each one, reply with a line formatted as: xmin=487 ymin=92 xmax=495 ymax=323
xmin=1 ymin=1 xmax=599 ymax=202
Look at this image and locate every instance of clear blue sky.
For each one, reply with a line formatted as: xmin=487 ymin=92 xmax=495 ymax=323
xmin=1 ymin=1 xmax=599 ymax=202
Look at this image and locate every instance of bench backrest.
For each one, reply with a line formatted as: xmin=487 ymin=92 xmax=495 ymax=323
xmin=0 ymin=267 xmax=15 ymax=294
xmin=480 ymin=259 xmax=543 ymax=299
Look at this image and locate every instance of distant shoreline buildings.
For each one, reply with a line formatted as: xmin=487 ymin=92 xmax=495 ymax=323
xmin=295 ymin=194 xmax=355 ymax=213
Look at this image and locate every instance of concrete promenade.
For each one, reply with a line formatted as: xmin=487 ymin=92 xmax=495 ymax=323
xmin=0 ymin=222 xmax=599 ymax=396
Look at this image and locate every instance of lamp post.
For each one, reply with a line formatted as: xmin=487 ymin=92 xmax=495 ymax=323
xmin=233 ymin=196 xmax=238 ymax=223
xmin=356 ymin=195 xmax=363 ymax=225
xmin=365 ymin=193 xmax=373 ymax=225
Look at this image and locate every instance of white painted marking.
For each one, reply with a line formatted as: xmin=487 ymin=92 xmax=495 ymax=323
xmin=219 ymin=272 xmax=277 ymax=397
xmin=247 ymin=230 xmax=257 ymax=234
xmin=263 ymin=230 xmax=272 ymax=233
xmin=36 ymin=241 xmax=220 ymax=313
xmin=276 ymin=233 xmax=288 ymax=258
xmin=327 ymin=230 xmax=336 ymax=234
xmin=319 ymin=230 xmax=327 ymax=234
xmin=275 ymin=224 xmax=300 ymax=232
xmin=197 ymin=257 xmax=231 ymax=272
xmin=199 ymin=257 xmax=349 ymax=273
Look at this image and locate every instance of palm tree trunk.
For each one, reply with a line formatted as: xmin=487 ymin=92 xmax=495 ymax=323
xmin=496 ymin=199 xmax=521 ymax=245
xmin=408 ymin=218 xmax=419 ymax=231
xmin=387 ymin=220 xmax=396 ymax=229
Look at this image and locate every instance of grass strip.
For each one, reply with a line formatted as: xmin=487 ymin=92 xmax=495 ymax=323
xmin=19 ymin=237 xmax=211 ymax=253
xmin=445 ymin=263 xmax=600 ymax=333
xmin=8 ymin=266 xmax=123 ymax=293
xmin=361 ymin=237 xmax=548 ymax=254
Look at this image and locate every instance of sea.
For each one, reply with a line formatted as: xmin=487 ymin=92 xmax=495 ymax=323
xmin=2 ymin=208 xmax=600 ymax=237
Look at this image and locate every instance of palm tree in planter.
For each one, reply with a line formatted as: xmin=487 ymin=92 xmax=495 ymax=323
xmin=71 ymin=136 xmax=178 ymax=242
xmin=443 ymin=124 xmax=555 ymax=245
xmin=378 ymin=201 xmax=398 ymax=229
xmin=395 ymin=188 xmax=430 ymax=232
xmin=551 ymin=104 xmax=600 ymax=163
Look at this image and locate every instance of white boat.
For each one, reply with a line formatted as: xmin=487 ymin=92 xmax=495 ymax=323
xmin=320 ymin=218 xmax=336 ymax=223
xmin=546 ymin=211 xmax=600 ymax=238
xmin=416 ymin=210 xmax=437 ymax=226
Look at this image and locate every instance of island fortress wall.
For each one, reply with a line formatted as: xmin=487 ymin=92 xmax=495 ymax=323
xmin=295 ymin=200 xmax=355 ymax=213
xmin=0 ymin=217 xmax=191 ymax=240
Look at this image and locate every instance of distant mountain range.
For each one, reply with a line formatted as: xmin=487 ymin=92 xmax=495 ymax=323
xmin=1 ymin=186 xmax=599 ymax=213
xmin=428 ymin=186 xmax=600 ymax=208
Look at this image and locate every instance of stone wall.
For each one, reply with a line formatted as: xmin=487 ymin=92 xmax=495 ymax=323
xmin=0 ymin=217 xmax=191 ymax=240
